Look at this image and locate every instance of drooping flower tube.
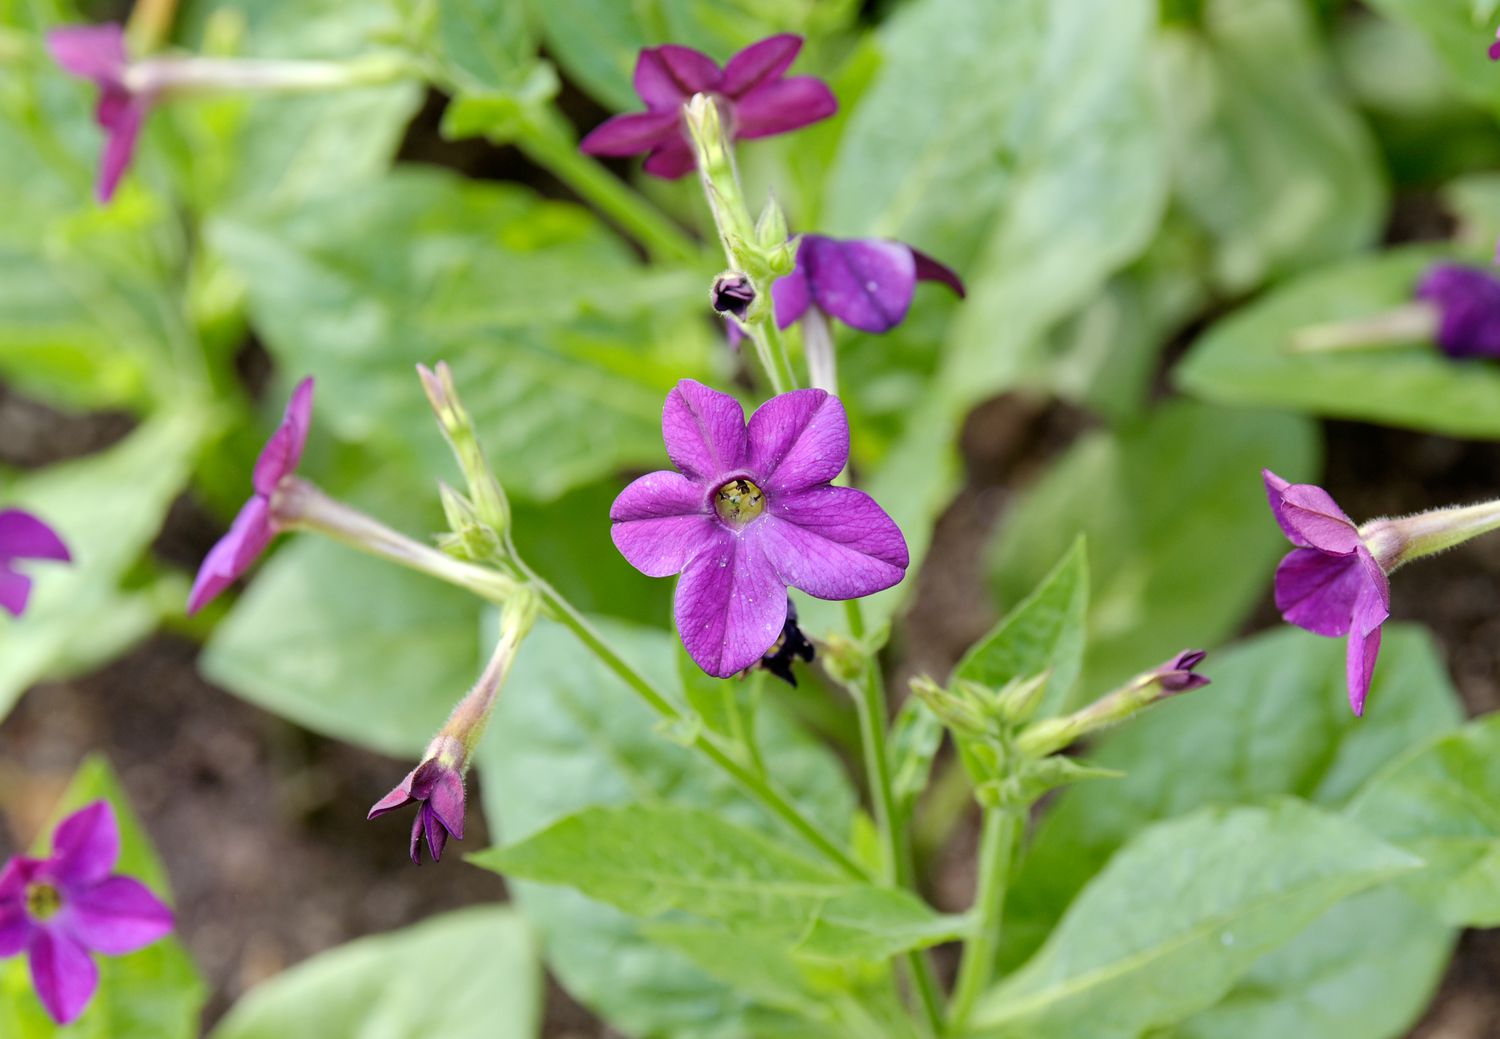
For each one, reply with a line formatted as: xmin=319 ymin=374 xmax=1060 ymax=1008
xmin=0 ymin=801 xmax=174 ymax=1024
xmin=1264 ymin=470 xmax=1500 ymax=715
xmin=772 ymin=234 xmax=966 ymax=335
xmin=0 ymin=510 xmax=71 ymax=617
xmin=611 ymin=380 xmax=908 ymax=677
xmin=1290 ymin=263 xmax=1500 ymax=359
xmin=580 ymin=34 xmax=836 ymax=178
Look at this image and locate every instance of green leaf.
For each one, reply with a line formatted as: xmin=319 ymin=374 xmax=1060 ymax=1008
xmin=210 ymin=907 xmax=539 ymax=1039
xmin=477 ymin=617 xmax=858 ymax=1038
xmin=0 ymin=409 xmax=207 ymax=721
xmin=1002 ymin=625 xmax=1462 ymax=1036
xmin=986 ymin=400 xmax=1320 ymax=700
xmin=1362 ymin=0 xmax=1500 ymax=116
xmin=0 ymin=757 xmax=206 ymax=1039
xmin=201 ymin=536 xmax=483 ymax=757
xmin=400 ymin=0 xmax=536 ymax=95
xmin=971 ymin=800 xmax=1420 ymax=1039
xmin=209 ymin=168 xmax=708 ymax=502
xmin=1174 ymin=246 xmax=1500 ymax=437
xmin=956 ymin=537 xmax=1087 ymax=716
xmin=477 ymin=804 xmax=963 ymax=962
xmin=1159 ymin=0 xmax=1385 ymax=292
xmin=1348 ymin=713 xmax=1500 ymax=927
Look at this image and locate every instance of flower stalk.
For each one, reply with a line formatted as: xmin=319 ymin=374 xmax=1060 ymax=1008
xmin=1360 ymin=498 xmax=1500 ymax=572
xmin=947 ymin=807 xmax=1021 ymax=1031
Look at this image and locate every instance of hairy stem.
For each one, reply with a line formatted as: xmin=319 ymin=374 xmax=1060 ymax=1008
xmin=948 ymin=808 xmax=1022 ymax=1029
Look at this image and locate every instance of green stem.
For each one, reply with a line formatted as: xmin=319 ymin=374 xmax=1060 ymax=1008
xmin=948 ymin=808 xmax=1022 ymax=1029
xmin=520 ymin=560 xmax=867 ymax=880
xmin=516 ymin=113 xmax=700 ymax=266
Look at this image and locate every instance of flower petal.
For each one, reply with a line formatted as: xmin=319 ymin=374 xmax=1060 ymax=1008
xmin=47 ymin=802 xmax=118 ymax=887
xmin=421 ymin=805 xmax=450 ymax=863
xmin=771 ymin=266 xmax=812 ymax=329
xmin=634 ymin=44 xmax=720 ymax=109
xmin=610 ymin=470 xmax=717 ymax=578
xmin=366 ymin=769 xmax=418 ymax=819
xmin=746 ymin=389 xmax=848 ymax=494
xmin=425 ymin=769 xmax=466 ymax=841
xmin=0 ymin=902 xmax=31 ymax=957
xmin=1262 ymin=470 xmax=1360 ymax=554
xmin=0 ymin=567 xmax=33 ymax=618
xmin=0 ymin=510 xmax=71 ymax=564
xmin=62 ymin=876 xmax=173 ymax=955
xmin=579 ymin=110 xmax=682 ymax=157
xmin=186 ymin=495 xmax=275 ymax=615
xmin=661 ymin=380 xmax=748 ymax=482
xmin=733 ymin=76 xmax=837 ymax=139
xmin=46 ymin=24 xmax=127 ymax=84
xmin=797 ymin=236 xmax=918 ymax=333
xmin=753 ymin=486 xmax=908 ymax=600
xmin=27 ymin=929 xmax=98 ymax=1025
xmin=94 ymin=92 xmax=149 ymax=203
xmin=641 ymin=137 xmax=697 ymax=179
xmin=253 ymin=378 xmax=315 ymax=497
xmin=1345 ymin=580 xmax=1386 ymax=718
xmin=720 ymin=34 xmax=802 ymax=98
xmin=1415 ymin=264 xmax=1500 ymax=359
xmin=911 ymin=248 xmax=966 ymax=298
xmin=674 ymin=529 xmax=788 ymax=678
xmin=1273 ymin=548 xmax=1373 ymax=638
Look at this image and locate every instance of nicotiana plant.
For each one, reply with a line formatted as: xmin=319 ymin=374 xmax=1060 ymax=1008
xmin=7 ymin=3 xmax=1500 ymax=1038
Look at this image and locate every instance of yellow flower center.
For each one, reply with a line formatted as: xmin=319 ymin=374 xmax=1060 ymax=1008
xmin=714 ymin=478 xmax=765 ymax=527
xmin=25 ymin=882 xmax=61 ymax=921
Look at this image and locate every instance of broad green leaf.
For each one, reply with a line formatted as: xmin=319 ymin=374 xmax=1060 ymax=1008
xmin=1169 ymin=886 xmax=1452 ymax=1039
xmin=1001 ymin=625 xmax=1462 ymax=1038
xmin=201 ymin=536 xmax=483 ymax=758
xmin=477 ymin=617 xmax=858 ymax=1038
xmin=956 ymin=537 xmax=1086 ymax=716
xmin=1362 ymin=0 xmax=1500 ymax=116
xmin=398 ymin=0 xmax=536 ymax=95
xmin=0 ymin=409 xmax=207 ymax=720
xmin=972 ymin=800 xmax=1420 ymax=1039
xmin=209 ymin=168 xmax=709 ymax=502
xmin=477 ymin=804 xmax=963 ymax=962
xmin=1348 ymin=713 xmax=1500 ymax=926
xmin=0 ymin=757 xmax=206 ymax=1039
xmin=1174 ymin=246 xmax=1500 ymax=437
xmin=987 ymin=401 xmax=1319 ymax=700
xmin=1157 ymin=0 xmax=1385 ymax=293
xmin=210 ymin=908 xmax=539 ymax=1039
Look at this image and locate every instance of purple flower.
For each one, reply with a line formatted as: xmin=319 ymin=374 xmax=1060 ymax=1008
xmin=0 ymin=511 xmax=71 ymax=618
xmin=46 ymin=24 xmax=153 ymax=203
xmin=1264 ymin=470 xmax=1391 ymax=716
xmin=187 ymin=378 xmax=313 ymax=614
xmin=1491 ymin=30 xmax=1500 ymax=61
xmin=367 ymin=757 xmax=465 ymax=865
xmin=772 ymin=235 xmax=965 ymax=334
xmin=0 ymin=801 xmax=174 ymax=1025
xmin=580 ymin=34 xmax=836 ymax=179
xmin=1415 ymin=263 xmax=1500 ymax=359
xmin=1153 ymin=649 xmax=1210 ymax=694
xmin=611 ymin=380 xmax=908 ymax=677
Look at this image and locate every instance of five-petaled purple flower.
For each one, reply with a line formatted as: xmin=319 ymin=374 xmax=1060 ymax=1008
xmin=368 ymin=755 xmax=465 ymax=865
xmin=188 ymin=378 xmax=314 ymax=614
xmin=580 ymin=34 xmax=836 ymax=179
xmin=0 ymin=801 xmax=174 ymax=1025
xmin=1415 ymin=263 xmax=1500 ymax=359
xmin=773 ymin=235 xmax=965 ymax=334
xmin=611 ymin=380 xmax=908 ymax=677
xmin=47 ymin=24 xmax=152 ymax=203
xmin=1264 ymin=470 xmax=1391 ymax=716
xmin=0 ymin=510 xmax=71 ymax=618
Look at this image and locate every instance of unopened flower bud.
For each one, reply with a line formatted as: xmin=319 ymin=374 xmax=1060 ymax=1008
xmin=910 ymin=675 xmax=989 ymax=737
xmin=712 ymin=272 xmax=755 ymax=320
xmin=755 ymin=198 xmax=789 ymax=253
xmin=438 ymin=482 xmax=502 ymax=562
xmin=994 ymin=671 xmax=1051 ymax=724
xmin=417 ymin=361 xmax=510 ymax=543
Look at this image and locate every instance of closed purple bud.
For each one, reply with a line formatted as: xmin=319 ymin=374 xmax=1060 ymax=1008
xmin=1154 ymin=649 xmax=1210 ymax=693
xmin=1414 ymin=264 xmax=1500 ymax=359
xmin=712 ymin=272 xmax=755 ymax=319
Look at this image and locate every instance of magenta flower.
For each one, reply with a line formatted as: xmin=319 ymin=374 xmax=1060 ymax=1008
xmin=187 ymin=378 xmax=313 ymax=614
xmin=368 ymin=757 xmax=465 ymax=865
xmin=0 ymin=801 xmax=173 ymax=1024
xmin=611 ymin=380 xmax=908 ymax=677
xmin=1153 ymin=649 xmax=1210 ymax=694
xmin=46 ymin=24 xmax=152 ymax=203
xmin=1415 ymin=263 xmax=1500 ymax=359
xmin=1264 ymin=470 xmax=1391 ymax=716
xmin=580 ymin=34 xmax=836 ymax=179
xmin=772 ymin=235 xmax=965 ymax=334
xmin=0 ymin=510 xmax=71 ymax=618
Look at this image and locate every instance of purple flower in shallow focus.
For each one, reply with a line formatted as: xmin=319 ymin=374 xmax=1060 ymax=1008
xmin=0 ymin=511 xmax=71 ymax=617
xmin=0 ymin=801 xmax=173 ymax=1024
xmin=1264 ymin=470 xmax=1391 ymax=717
xmin=368 ymin=757 xmax=466 ymax=865
xmin=187 ymin=378 xmax=313 ymax=614
xmin=580 ymin=35 xmax=836 ymax=179
xmin=772 ymin=235 xmax=965 ymax=334
xmin=46 ymin=24 xmax=152 ymax=203
xmin=1153 ymin=650 xmax=1210 ymax=694
xmin=1415 ymin=264 xmax=1500 ymax=359
xmin=612 ymin=381 xmax=908 ymax=677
